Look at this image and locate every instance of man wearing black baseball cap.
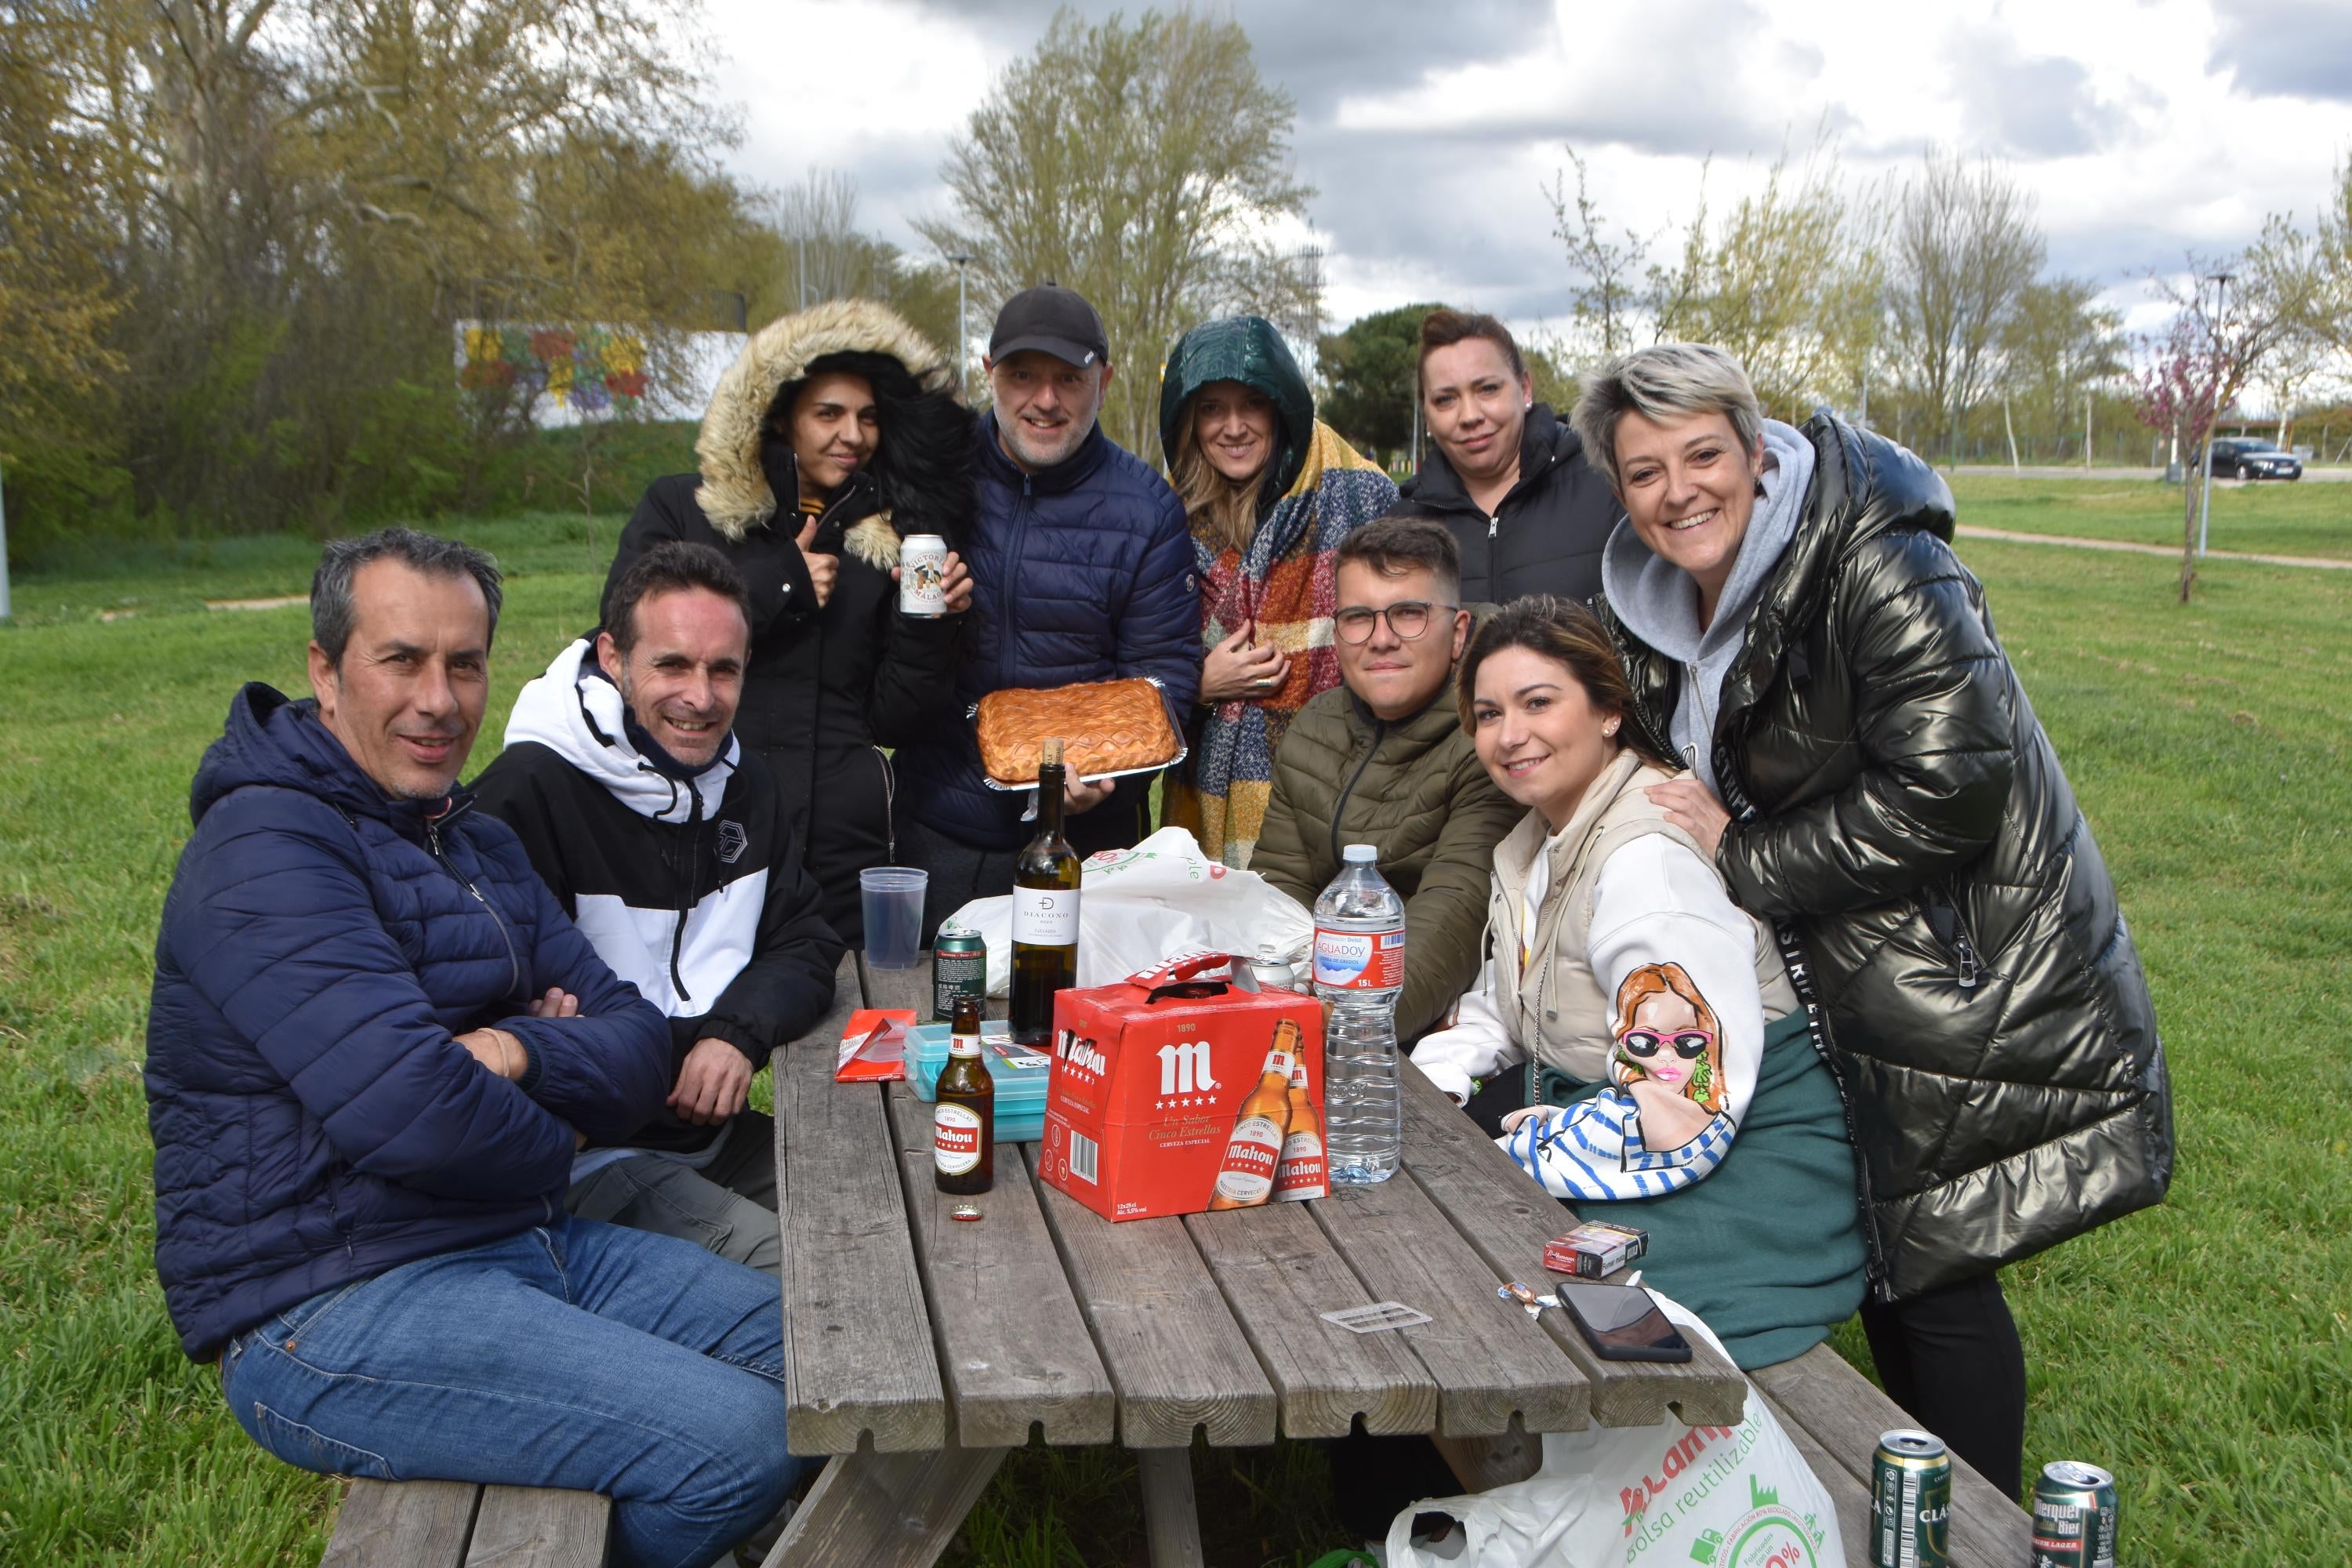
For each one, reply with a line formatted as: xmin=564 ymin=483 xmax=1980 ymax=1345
xmin=891 ymin=283 xmax=1202 ymax=937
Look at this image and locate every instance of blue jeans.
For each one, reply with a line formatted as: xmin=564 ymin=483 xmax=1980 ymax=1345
xmin=220 ymin=1214 xmax=805 ymax=1568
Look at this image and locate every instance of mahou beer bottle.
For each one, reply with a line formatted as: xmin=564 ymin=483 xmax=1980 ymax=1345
xmin=933 ymin=995 xmax=994 ymax=1195
xmin=1272 ymin=1051 xmax=1326 ymax=1202
xmin=1010 ymin=738 xmax=1081 ymax=1047
xmin=1207 ymin=1018 xmax=1300 ymax=1211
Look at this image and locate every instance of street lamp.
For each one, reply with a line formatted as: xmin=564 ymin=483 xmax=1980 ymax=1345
xmin=945 ymin=254 xmax=975 ymax=402
xmin=2198 ymin=271 xmax=2232 ymax=559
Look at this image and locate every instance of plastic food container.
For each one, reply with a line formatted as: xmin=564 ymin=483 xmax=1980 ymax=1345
xmin=907 ymin=1022 xmax=1053 ymax=1145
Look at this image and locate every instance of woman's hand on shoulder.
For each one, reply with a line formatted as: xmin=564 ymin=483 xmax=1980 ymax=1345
xmin=1645 ymin=778 xmax=1730 ymax=860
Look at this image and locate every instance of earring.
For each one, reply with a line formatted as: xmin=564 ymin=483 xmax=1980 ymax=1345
xmin=1603 ymin=720 xmax=1619 ymax=736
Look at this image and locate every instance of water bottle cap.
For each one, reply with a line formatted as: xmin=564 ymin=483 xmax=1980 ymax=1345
xmin=1342 ymin=844 xmax=1378 ymax=864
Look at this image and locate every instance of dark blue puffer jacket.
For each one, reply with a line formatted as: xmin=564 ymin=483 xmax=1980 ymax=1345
xmin=892 ymin=412 xmax=1202 ymax=850
xmin=146 ymin=684 xmax=671 ymax=1359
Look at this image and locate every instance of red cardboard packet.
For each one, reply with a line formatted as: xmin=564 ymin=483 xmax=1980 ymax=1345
xmin=834 ymin=1009 xmax=916 ymax=1081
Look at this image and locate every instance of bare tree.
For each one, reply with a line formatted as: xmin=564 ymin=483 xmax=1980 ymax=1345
xmin=916 ymin=6 xmax=1314 ymax=455
xmin=775 ymin=170 xmax=875 ymax=305
xmin=1548 ymin=145 xmax=1648 ymax=363
xmin=1886 ymin=150 xmax=2045 ymax=466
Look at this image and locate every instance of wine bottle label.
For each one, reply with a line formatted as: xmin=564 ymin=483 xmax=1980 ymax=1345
xmin=1013 ymin=884 xmax=1080 ymax=946
xmin=1312 ymin=924 xmax=1406 ymax=989
xmin=1273 ymin=1128 xmax=1327 ymax=1201
xmin=1211 ymin=1114 xmax=1284 ymax=1206
xmin=933 ymin=1102 xmax=985 ymax=1174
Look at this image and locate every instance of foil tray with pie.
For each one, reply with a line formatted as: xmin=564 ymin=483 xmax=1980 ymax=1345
xmin=975 ymin=677 xmax=1187 ymax=789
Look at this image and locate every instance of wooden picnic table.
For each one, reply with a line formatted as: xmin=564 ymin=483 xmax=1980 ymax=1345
xmin=319 ymin=953 xmax=2032 ymax=1568
xmin=758 ymin=951 xmax=1752 ymax=1567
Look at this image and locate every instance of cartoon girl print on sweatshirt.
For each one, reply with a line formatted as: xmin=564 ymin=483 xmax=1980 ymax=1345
xmin=1609 ymin=962 xmax=1729 ymax=1152
xmin=1497 ymin=961 xmax=1740 ymax=1201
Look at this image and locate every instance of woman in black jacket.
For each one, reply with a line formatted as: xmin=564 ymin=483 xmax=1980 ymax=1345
xmin=1573 ymin=342 xmax=2172 ymax=1498
xmin=1392 ymin=308 xmax=1621 ymax=605
xmin=604 ymin=301 xmax=975 ymax=942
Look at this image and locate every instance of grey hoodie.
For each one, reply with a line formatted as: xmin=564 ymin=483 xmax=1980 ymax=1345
xmin=1599 ymin=419 xmax=1816 ymax=793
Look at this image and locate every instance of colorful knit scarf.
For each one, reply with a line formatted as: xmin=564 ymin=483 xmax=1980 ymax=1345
xmin=1166 ymin=421 xmax=1397 ymax=869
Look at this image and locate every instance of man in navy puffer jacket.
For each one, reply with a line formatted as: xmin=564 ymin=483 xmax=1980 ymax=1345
xmin=891 ymin=285 xmax=1201 ymax=937
xmin=147 ymin=528 xmax=807 ymax=1568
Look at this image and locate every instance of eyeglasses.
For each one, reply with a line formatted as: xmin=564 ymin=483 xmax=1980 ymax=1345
xmin=1334 ymin=601 xmax=1457 ymax=644
xmin=1618 ymin=1028 xmax=1713 ymax=1061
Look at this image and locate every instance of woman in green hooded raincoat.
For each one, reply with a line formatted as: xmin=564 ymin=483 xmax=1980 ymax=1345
xmin=1157 ymin=316 xmax=1398 ymax=869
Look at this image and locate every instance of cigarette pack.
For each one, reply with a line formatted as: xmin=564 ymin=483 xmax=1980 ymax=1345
xmin=1544 ymin=1220 xmax=1649 ymax=1279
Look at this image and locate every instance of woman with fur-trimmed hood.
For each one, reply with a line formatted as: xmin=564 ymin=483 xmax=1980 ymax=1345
xmin=601 ymin=301 xmax=976 ymax=943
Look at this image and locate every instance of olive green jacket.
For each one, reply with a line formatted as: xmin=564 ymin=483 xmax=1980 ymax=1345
xmin=1254 ymin=687 xmax=1523 ymax=1041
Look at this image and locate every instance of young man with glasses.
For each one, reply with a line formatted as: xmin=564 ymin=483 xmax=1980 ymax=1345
xmin=1250 ymin=518 xmax=1523 ymax=1042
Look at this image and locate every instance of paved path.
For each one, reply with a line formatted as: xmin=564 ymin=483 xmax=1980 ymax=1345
xmin=1949 ymin=464 xmax=2352 ymax=482
xmin=1955 ymin=524 xmax=2352 ymax=570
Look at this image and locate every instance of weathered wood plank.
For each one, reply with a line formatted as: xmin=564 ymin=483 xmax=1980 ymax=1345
xmin=463 ymin=1486 xmax=610 ymax=1568
xmin=1025 ymin=1146 xmax=1279 ymax=1450
xmin=1394 ymin=1063 xmax=1747 ymax=1428
xmin=321 ymin=1479 xmax=477 ymax=1567
xmin=1135 ymin=1446 xmax=1206 ymax=1568
xmin=1184 ymin=1198 xmax=1439 ymax=1439
xmin=760 ymin=1441 xmax=1010 ymax=1568
xmin=1312 ymin=1167 xmax=1592 ymax=1437
xmin=1757 ymin=1393 xmax=1875 ymax=1568
xmin=880 ymin=1082 xmax=1116 ymax=1448
xmin=775 ymin=952 xmax=947 ymax=1456
xmin=1751 ymin=1343 xmax=2031 ymax=1566
xmin=855 ymin=952 xmax=931 ymax=1018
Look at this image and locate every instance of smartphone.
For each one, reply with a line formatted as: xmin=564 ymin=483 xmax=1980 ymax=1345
xmin=1553 ymin=1278 xmax=1692 ymax=1363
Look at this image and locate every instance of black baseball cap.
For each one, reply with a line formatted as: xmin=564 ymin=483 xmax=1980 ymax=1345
xmin=989 ymin=284 xmax=1110 ymax=368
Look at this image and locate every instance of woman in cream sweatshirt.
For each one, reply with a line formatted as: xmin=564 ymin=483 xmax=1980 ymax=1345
xmin=1412 ymin=596 xmax=1865 ymax=1370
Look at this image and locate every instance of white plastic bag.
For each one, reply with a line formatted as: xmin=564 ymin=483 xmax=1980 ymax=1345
xmin=946 ymin=827 xmax=1313 ymax=997
xmin=1385 ymin=1296 xmax=1846 ymax=1568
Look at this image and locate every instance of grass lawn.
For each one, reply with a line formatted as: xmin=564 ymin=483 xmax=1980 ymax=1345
xmin=1947 ymin=471 xmax=2352 ymax=560
xmin=2 ymin=501 xmax=2347 ymax=1564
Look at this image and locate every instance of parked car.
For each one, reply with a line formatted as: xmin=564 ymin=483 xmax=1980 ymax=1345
xmin=2204 ymin=437 xmax=2304 ymax=481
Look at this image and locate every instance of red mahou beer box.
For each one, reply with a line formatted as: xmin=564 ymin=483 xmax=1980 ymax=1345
xmin=1037 ymin=953 xmax=1327 ymax=1221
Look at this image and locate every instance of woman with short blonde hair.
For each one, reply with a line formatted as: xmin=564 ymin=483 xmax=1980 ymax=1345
xmin=1573 ymin=339 xmax=2172 ymax=1497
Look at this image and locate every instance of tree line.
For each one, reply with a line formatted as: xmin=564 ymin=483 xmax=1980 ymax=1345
xmin=0 ymin=0 xmax=964 ymax=560
xmin=5 ymin=2 xmax=2346 ymax=568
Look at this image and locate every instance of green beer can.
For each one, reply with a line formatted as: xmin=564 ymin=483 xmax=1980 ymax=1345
xmin=1870 ymin=1429 xmax=1950 ymax=1568
xmin=932 ymin=920 xmax=988 ymax=1022
xmin=2030 ymin=1461 xmax=2118 ymax=1568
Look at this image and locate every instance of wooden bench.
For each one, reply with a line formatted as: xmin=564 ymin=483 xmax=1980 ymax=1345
xmin=322 ymin=1479 xmax=609 ymax=1567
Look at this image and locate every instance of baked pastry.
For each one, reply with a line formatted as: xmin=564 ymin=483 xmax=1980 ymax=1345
xmin=977 ymin=678 xmax=1181 ymax=786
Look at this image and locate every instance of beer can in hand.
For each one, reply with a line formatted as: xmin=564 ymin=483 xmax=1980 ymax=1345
xmin=1870 ymin=1430 xmax=1950 ymax=1568
xmin=2031 ymin=1461 xmax=2118 ymax=1568
xmin=899 ymin=534 xmax=949 ymax=616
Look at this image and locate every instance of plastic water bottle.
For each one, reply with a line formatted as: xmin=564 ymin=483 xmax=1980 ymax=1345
xmin=1313 ymin=844 xmax=1406 ymax=1185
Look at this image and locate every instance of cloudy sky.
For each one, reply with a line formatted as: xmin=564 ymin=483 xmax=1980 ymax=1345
xmin=696 ymin=0 xmax=2350 ymax=340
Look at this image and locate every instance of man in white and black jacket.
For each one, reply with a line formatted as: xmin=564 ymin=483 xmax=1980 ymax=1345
xmin=472 ymin=542 xmax=844 ymax=1276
